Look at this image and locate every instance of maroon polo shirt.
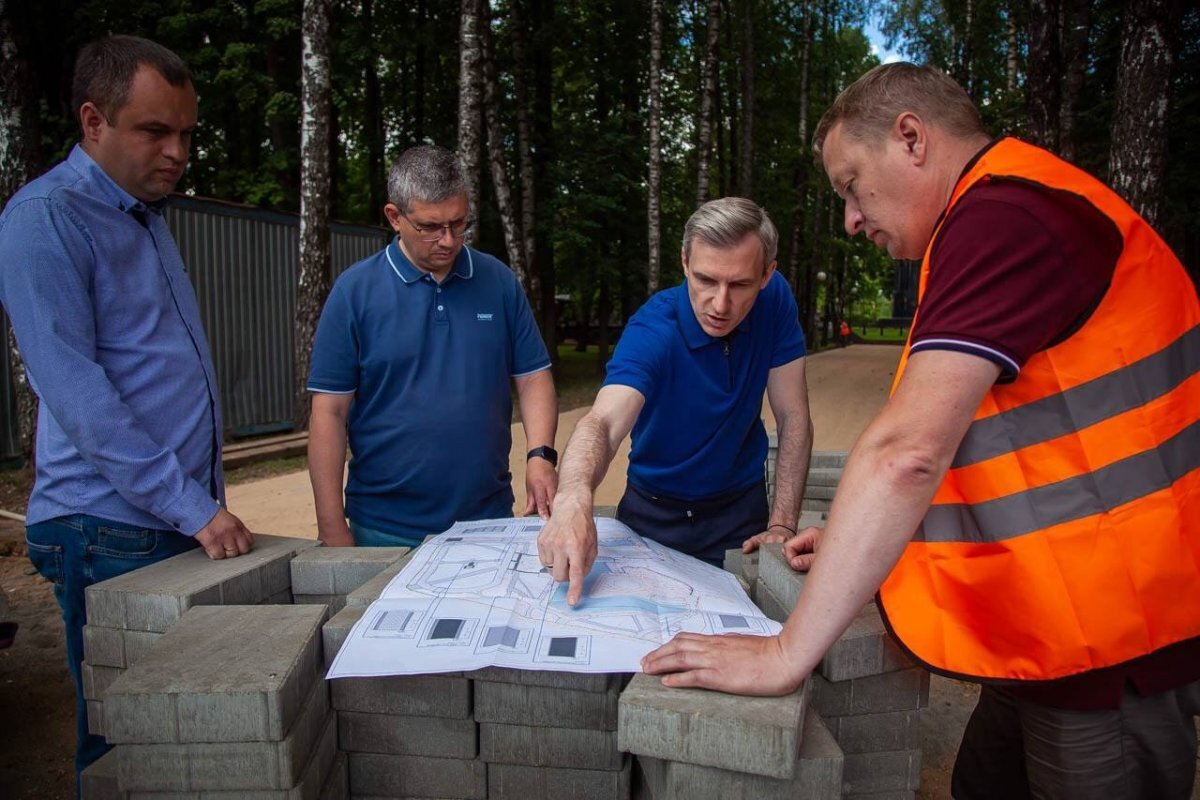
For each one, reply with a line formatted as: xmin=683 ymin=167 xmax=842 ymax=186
xmin=909 ymin=149 xmax=1200 ymax=709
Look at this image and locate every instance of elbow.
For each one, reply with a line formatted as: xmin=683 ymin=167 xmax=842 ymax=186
xmin=858 ymin=430 xmax=950 ymax=494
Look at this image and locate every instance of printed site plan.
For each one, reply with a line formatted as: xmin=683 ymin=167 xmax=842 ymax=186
xmin=326 ymin=517 xmax=781 ymax=677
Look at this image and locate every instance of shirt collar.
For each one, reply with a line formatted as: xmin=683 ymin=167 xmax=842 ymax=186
xmin=67 ymin=144 xmax=167 ymax=220
xmin=385 ymin=238 xmax=475 ymax=284
xmin=675 ymin=278 xmax=753 ymax=351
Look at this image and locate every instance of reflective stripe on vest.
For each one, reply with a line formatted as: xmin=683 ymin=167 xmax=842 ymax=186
xmin=878 ymin=138 xmax=1200 ymax=683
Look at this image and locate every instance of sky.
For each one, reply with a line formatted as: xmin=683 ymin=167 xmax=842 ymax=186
xmin=864 ymin=15 xmax=906 ymax=65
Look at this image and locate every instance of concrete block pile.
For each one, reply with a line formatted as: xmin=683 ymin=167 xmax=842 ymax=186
xmin=764 ymin=440 xmax=847 ymax=517
xmin=81 ymin=534 xmax=319 ymax=738
xmin=85 ymin=603 xmax=346 ymax=799
xmin=738 ymin=543 xmax=929 ymax=799
xmin=290 ymin=546 xmax=411 ymax=616
xmin=323 ymin=566 xmax=633 ymax=799
xmin=620 ymin=672 xmax=841 ymax=799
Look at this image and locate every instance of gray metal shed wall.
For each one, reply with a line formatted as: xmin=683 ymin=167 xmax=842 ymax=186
xmin=0 ymin=197 xmax=388 ymax=460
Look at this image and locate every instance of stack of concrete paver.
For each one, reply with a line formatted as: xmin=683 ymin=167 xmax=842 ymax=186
xmin=620 ymin=672 xmax=842 ymax=799
xmin=322 ymin=548 xmax=632 ymax=800
xmin=745 ymin=543 xmax=928 ymax=800
xmin=290 ymin=546 xmax=411 ymax=616
xmin=80 ymin=534 xmax=320 ymax=739
xmin=89 ymin=603 xmax=347 ymax=799
xmin=764 ymin=440 xmax=847 ymax=517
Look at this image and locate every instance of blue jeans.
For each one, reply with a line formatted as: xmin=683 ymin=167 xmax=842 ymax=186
xmin=349 ymin=518 xmax=425 ymax=549
xmin=25 ymin=514 xmax=199 ymax=794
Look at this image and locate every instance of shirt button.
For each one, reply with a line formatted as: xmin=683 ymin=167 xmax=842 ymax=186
xmin=438 ymin=305 xmax=444 ymax=311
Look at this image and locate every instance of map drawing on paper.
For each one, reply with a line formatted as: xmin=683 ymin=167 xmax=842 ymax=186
xmin=326 ymin=516 xmax=781 ymax=678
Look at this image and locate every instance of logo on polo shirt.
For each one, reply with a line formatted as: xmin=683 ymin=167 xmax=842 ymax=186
xmin=477 ymin=313 xmax=494 ymax=321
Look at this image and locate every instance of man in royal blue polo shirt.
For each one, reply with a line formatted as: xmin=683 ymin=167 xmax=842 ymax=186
xmin=538 ymin=197 xmax=813 ymax=604
xmin=307 ymin=145 xmax=558 ymax=547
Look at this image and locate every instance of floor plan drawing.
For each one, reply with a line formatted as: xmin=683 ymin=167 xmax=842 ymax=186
xmin=326 ymin=517 xmax=782 ymax=677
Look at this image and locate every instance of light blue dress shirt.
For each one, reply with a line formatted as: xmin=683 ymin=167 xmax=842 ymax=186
xmin=0 ymin=145 xmax=223 ymax=534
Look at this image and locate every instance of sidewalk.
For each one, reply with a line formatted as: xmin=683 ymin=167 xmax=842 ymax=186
xmin=225 ymin=344 xmax=901 ymax=539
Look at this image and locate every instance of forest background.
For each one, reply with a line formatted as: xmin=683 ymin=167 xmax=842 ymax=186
xmin=1 ymin=0 xmax=1197 ymax=437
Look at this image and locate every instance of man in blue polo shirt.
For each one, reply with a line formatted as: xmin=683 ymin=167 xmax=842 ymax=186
xmin=307 ymin=145 xmax=558 ymax=547
xmin=538 ymin=197 xmax=813 ymax=604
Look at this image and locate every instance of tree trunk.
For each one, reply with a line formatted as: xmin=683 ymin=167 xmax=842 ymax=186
xmin=1107 ymin=0 xmax=1180 ymax=227
xmin=646 ymin=0 xmax=663 ymax=295
xmin=532 ymin=0 xmax=557 ymax=355
xmin=1006 ymin=3 xmax=1019 ymax=93
xmin=415 ymin=0 xmax=427 ymax=142
xmin=695 ymin=0 xmax=721 ymax=207
xmin=457 ymin=0 xmax=484 ymax=225
xmin=787 ymin=2 xmax=814 ymax=340
xmin=361 ymin=0 xmax=386 ymax=217
xmin=738 ymin=0 xmax=754 ymax=198
xmin=1058 ymin=0 xmax=1091 ymax=162
xmin=959 ymin=0 xmax=975 ymax=98
xmin=295 ymin=0 xmax=333 ymax=431
xmin=511 ymin=0 xmax=539 ymax=304
xmin=1 ymin=0 xmax=42 ymax=462
xmin=1026 ymin=0 xmax=1062 ymax=152
xmin=481 ymin=1 xmax=528 ymax=287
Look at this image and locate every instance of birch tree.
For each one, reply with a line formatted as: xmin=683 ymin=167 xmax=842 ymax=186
xmin=738 ymin=0 xmax=755 ymax=198
xmin=457 ymin=0 xmax=483 ymax=224
xmin=647 ymin=0 xmax=663 ymax=294
xmin=1108 ymin=0 xmax=1181 ymax=227
xmin=511 ymin=0 xmax=538 ymax=303
xmin=295 ymin=0 xmax=332 ymax=431
xmin=696 ymin=0 xmax=721 ymax=207
xmin=481 ymin=1 xmax=527 ymax=287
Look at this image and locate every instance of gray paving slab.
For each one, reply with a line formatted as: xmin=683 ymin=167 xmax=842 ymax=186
xmin=81 ymin=748 xmax=124 ymax=800
xmin=293 ymin=594 xmax=346 ymax=616
xmin=722 ymin=548 xmax=759 ymax=583
xmin=825 ymin=709 xmax=922 ymax=754
xmin=804 ymin=484 xmax=838 ymax=500
xmin=797 ymin=511 xmax=826 ymax=528
xmin=82 ymin=663 xmax=124 ymax=701
xmin=85 ymin=535 xmax=319 ymax=632
xmin=331 ymin=674 xmax=472 ymax=719
xmin=843 ymin=749 xmax=922 ymax=794
xmin=346 ymin=753 xmax=487 ymax=799
xmin=116 ymin=680 xmax=330 ymax=791
xmin=84 ymin=624 xmax=127 ymax=668
xmin=812 ymin=668 xmax=931 ymax=718
xmin=810 ymin=452 xmax=848 ymax=468
xmin=474 ymin=680 xmax=619 ymax=730
xmin=87 ymin=699 xmax=106 ymax=737
xmin=479 ymin=722 xmax=621 ymax=770
xmin=320 ymin=605 xmax=364 ymax=668
xmin=104 ymin=605 xmax=325 ymax=744
xmin=754 ymin=578 xmax=791 ymax=624
xmin=820 ymin=604 xmax=912 ymax=681
xmin=338 ymin=711 xmax=477 ymax=758
xmin=465 ymin=666 xmax=617 ymax=694
xmin=617 ymin=672 xmax=809 ymax=780
xmin=844 ymin=791 xmax=916 ymax=800
xmin=806 ymin=467 xmax=844 ymax=487
xmin=318 ymin=753 xmax=347 ymax=800
xmin=594 ymin=505 xmax=618 ymax=518
xmin=487 ymin=759 xmax=631 ymax=800
xmin=124 ymin=711 xmax=337 ymax=800
xmin=265 ymin=588 xmax=295 ymax=605
xmin=803 ymin=498 xmax=833 ymax=513
xmin=757 ymin=544 xmax=807 ymax=611
xmin=632 ymin=710 xmax=843 ymax=800
xmin=290 ymin=547 xmax=409 ymax=595
xmin=344 ymin=551 xmax=416 ymax=607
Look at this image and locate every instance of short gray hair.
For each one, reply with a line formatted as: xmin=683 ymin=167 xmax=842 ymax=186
xmin=682 ymin=197 xmax=778 ymax=271
xmin=387 ymin=145 xmax=469 ymax=213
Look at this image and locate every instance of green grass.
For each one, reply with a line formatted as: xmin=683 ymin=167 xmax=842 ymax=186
xmin=856 ymin=327 xmax=908 ymax=343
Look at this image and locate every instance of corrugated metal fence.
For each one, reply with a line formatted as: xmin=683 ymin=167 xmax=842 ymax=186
xmin=0 ymin=195 xmax=388 ymax=462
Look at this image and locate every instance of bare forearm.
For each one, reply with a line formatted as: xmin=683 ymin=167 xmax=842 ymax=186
xmin=308 ymin=412 xmax=350 ymax=528
xmin=556 ymin=413 xmax=618 ymax=506
xmin=769 ymin=411 xmax=813 ymax=529
xmin=516 ymin=369 xmax=558 ymax=448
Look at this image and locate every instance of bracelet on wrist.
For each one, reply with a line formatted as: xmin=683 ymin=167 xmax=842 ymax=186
xmin=768 ymin=523 xmax=797 ymax=535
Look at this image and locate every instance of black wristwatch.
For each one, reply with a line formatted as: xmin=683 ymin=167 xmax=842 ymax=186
xmin=526 ymin=445 xmax=558 ymax=467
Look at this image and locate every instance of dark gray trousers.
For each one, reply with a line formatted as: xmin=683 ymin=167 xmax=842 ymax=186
xmin=951 ymin=680 xmax=1200 ymax=799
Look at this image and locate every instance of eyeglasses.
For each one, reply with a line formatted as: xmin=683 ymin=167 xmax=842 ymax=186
xmin=401 ymin=212 xmax=474 ymax=242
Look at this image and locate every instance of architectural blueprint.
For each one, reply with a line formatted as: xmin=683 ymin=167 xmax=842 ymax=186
xmin=326 ymin=516 xmax=782 ymax=677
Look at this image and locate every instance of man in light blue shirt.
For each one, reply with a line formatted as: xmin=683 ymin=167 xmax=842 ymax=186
xmin=0 ymin=36 xmax=252 ymax=786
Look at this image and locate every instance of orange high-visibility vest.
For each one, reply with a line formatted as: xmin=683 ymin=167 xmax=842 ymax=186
xmin=878 ymin=138 xmax=1200 ymax=682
